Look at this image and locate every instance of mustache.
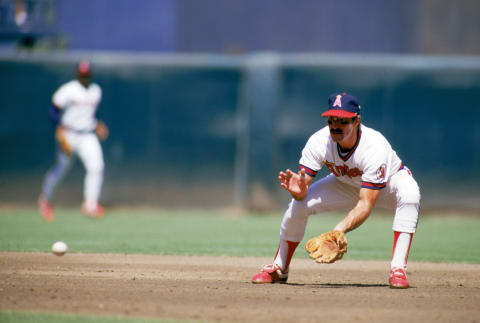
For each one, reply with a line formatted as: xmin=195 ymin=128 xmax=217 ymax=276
xmin=330 ymin=128 xmax=343 ymax=134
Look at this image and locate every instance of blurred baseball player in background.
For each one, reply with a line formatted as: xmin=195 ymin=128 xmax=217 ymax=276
xmin=38 ymin=60 xmax=108 ymax=221
xmin=251 ymin=92 xmax=421 ymax=288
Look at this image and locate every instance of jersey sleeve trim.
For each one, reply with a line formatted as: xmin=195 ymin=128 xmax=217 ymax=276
xmin=361 ymin=181 xmax=386 ymax=190
xmin=48 ymin=105 xmax=61 ymax=125
xmin=300 ymin=165 xmax=317 ymax=177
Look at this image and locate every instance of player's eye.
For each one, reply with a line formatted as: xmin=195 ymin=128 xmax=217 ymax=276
xmin=328 ymin=118 xmax=351 ymax=125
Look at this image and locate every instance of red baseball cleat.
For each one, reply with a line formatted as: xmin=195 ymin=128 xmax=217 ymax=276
xmin=38 ymin=196 xmax=54 ymax=222
xmin=389 ymin=268 xmax=410 ymax=289
xmin=82 ymin=204 xmax=104 ymax=218
xmin=251 ymin=264 xmax=288 ymax=284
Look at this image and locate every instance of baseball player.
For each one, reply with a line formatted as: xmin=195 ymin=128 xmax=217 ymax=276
xmin=251 ymin=92 xmax=421 ymax=288
xmin=38 ymin=60 xmax=108 ymax=221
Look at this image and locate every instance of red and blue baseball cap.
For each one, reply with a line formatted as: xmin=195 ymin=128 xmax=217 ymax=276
xmin=321 ymin=92 xmax=361 ymax=118
xmin=77 ymin=60 xmax=91 ymax=76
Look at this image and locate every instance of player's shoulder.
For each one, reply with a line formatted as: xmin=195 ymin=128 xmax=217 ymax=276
xmin=89 ymin=82 xmax=101 ymax=90
xmin=310 ymin=126 xmax=330 ymax=139
xmin=358 ymin=124 xmax=393 ymax=157
xmin=58 ymin=79 xmax=77 ymax=89
xmin=88 ymin=82 xmax=102 ymax=95
xmin=360 ymin=124 xmax=390 ymax=145
xmin=306 ymin=126 xmax=331 ymax=145
xmin=54 ymin=80 xmax=77 ymax=96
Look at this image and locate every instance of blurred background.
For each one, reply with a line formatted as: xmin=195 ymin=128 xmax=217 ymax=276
xmin=0 ymin=0 xmax=479 ymax=212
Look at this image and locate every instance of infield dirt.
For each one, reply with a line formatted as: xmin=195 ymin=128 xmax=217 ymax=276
xmin=1 ymin=252 xmax=479 ymax=323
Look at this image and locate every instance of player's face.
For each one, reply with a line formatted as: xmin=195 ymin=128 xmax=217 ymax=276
xmin=77 ymin=72 xmax=91 ymax=87
xmin=327 ymin=116 xmax=359 ymax=144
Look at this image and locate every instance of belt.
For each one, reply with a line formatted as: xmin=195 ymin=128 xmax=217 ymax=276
xmin=66 ymin=128 xmax=95 ymax=134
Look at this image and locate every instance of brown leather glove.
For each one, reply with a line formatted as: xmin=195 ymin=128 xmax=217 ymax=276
xmin=55 ymin=126 xmax=72 ymax=156
xmin=304 ymin=230 xmax=348 ymax=264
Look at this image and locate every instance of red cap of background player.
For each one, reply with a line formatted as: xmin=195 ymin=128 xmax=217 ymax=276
xmin=77 ymin=60 xmax=91 ymax=76
xmin=321 ymin=92 xmax=361 ymax=118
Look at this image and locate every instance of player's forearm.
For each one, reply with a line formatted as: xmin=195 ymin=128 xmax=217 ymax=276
xmin=334 ymin=201 xmax=373 ymax=233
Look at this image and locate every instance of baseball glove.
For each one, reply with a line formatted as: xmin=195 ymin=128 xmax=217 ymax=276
xmin=55 ymin=126 xmax=72 ymax=156
xmin=304 ymin=230 xmax=348 ymax=264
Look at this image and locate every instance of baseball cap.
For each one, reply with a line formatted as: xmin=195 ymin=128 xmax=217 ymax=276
xmin=77 ymin=60 xmax=91 ymax=76
xmin=321 ymin=92 xmax=361 ymax=118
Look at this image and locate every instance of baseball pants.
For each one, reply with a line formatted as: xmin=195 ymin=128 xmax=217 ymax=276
xmin=41 ymin=131 xmax=104 ymax=206
xmin=279 ymin=168 xmax=421 ymax=242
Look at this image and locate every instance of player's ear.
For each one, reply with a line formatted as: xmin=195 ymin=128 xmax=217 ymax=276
xmin=355 ymin=115 xmax=361 ymax=126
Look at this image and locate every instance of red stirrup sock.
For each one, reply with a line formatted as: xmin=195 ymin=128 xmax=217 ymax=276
xmin=391 ymin=231 xmax=413 ymax=269
xmin=273 ymin=239 xmax=300 ymax=272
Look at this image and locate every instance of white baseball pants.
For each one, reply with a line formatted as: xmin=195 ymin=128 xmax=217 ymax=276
xmin=41 ymin=131 xmax=104 ymax=206
xmin=279 ymin=169 xmax=421 ymax=242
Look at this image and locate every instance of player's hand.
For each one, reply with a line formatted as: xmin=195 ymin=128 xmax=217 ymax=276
xmin=278 ymin=168 xmax=308 ymax=201
xmin=95 ymin=121 xmax=109 ymax=141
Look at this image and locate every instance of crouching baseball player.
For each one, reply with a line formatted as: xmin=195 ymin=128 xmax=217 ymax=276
xmin=38 ymin=60 xmax=108 ymax=221
xmin=251 ymin=92 xmax=420 ymax=288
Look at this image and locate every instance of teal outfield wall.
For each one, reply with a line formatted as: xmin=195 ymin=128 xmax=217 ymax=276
xmin=1 ymin=52 xmax=479 ymax=210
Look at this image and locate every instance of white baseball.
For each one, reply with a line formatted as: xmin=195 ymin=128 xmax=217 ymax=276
xmin=52 ymin=241 xmax=68 ymax=256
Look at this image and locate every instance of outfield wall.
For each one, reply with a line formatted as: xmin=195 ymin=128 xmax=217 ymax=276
xmin=1 ymin=52 xmax=479 ymax=211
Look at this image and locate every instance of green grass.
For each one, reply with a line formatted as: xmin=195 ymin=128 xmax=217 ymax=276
xmin=1 ymin=208 xmax=479 ymax=323
xmin=0 ymin=207 xmax=479 ymax=263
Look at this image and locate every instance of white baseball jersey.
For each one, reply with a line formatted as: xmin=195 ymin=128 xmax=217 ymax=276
xmin=299 ymin=124 xmax=403 ymax=190
xmin=52 ymin=80 xmax=102 ymax=132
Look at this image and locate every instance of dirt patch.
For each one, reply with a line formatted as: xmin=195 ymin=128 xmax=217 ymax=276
xmin=1 ymin=252 xmax=479 ymax=323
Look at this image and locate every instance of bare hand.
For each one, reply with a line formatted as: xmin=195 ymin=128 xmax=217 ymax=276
xmin=96 ymin=121 xmax=109 ymax=141
xmin=278 ymin=168 xmax=308 ymax=200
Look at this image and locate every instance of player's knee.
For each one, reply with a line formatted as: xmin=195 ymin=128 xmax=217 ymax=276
xmin=393 ymin=203 xmax=419 ymax=233
xmin=86 ymin=161 xmax=104 ymax=174
xmin=397 ymin=185 xmax=421 ymax=207
xmin=281 ymin=200 xmax=310 ymax=241
xmin=289 ymin=198 xmax=311 ymax=219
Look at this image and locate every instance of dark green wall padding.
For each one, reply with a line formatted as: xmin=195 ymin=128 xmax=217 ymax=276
xmin=1 ymin=53 xmax=479 ymax=210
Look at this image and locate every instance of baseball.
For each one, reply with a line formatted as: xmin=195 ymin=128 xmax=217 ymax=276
xmin=52 ymin=241 xmax=68 ymax=256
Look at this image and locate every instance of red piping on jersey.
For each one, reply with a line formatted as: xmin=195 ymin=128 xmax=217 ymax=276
xmin=361 ymin=164 xmax=406 ymax=190
xmin=360 ymin=181 xmax=386 ymax=190
xmin=337 ymin=128 xmax=362 ymax=162
xmin=299 ymin=165 xmax=317 ymax=177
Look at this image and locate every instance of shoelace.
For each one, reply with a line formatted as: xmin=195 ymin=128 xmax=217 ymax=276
xmin=262 ymin=264 xmax=289 ymax=276
xmin=263 ymin=264 xmax=284 ymax=273
xmin=391 ymin=270 xmax=406 ymax=278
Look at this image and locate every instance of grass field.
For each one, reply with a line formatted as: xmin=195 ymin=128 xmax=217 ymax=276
xmin=1 ymin=207 xmax=480 ymax=323
xmin=1 ymin=207 xmax=479 ymax=263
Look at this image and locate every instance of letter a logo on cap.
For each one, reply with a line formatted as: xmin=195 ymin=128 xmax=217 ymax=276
xmin=333 ymin=95 xmax=342 ymax=107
